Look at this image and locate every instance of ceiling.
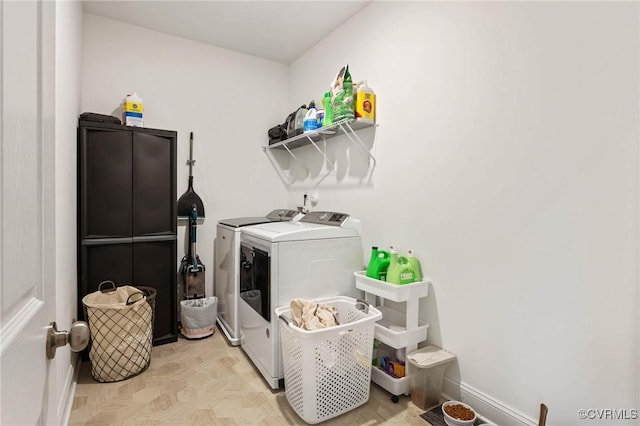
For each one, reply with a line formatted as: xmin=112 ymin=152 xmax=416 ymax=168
xmin=82 ymin=0 xmax=372 ymax=64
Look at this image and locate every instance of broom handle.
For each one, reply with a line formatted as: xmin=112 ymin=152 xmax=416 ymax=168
xmin=188 ymin=132 xmax=194 ymax=179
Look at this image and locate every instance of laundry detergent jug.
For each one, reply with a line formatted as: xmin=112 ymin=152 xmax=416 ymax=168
xmin=386 ymin=248 xmax=416 ymax=285
xmin=407 ymin=250 xmax=423 ymax=282
xmin=303 ymin=101 xmax=319 ymax=133
xmin=366 ymin=246 xmax=391 ymax=281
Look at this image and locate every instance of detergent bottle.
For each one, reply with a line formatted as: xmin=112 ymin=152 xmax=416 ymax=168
xmin=303 ymin=100 xmax=319 ymax=133
xmin=366 ymin=246 xmax=381 ymax=278
xmin=387 ymin=248 xmax=416 ymax=285
xmin=322 ymin=92 xmax=333 ymax=127
xmin=122 ymin=92 xmax=144 ymax=127
xmin=407 ymin=249 xmax=423 ymax=282
xmin=366 ymin=246 xmax=391 ymax=281
xmin=386 ymin=247 xmax=399 ymax=283
xmin=355 ymin=81 xmax=376 ymax=124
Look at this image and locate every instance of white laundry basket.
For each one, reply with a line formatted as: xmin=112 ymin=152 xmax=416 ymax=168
xmin=276 ymin=296 xmax=382 ymax=424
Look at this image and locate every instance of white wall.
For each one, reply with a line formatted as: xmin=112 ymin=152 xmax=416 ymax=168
xmin=52 ymin=1 xmax=83 ymax=424
xmin=287 ymin=2 xmax=639 ymax=425
xmin=81 ymin=14 xmax=289 ymax=297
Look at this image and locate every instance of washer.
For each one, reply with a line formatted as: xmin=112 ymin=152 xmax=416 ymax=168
xmin=215 ymin=209 xmax=302 ymax=346
xmin=238 ymin=211 xmax=362 ymax=389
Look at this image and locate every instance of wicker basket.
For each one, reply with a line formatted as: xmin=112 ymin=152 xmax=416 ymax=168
xmin=82 ymin=281 xmax=156 ymax=383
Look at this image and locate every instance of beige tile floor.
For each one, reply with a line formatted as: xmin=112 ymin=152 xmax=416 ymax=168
xmin=69 ymin=328 xmax=430 ymax=425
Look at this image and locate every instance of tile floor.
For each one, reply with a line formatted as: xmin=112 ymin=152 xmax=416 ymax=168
xmin=69 ymin=328 xmax=429 ymax=425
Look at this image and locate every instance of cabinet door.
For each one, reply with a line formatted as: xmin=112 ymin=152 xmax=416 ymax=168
xmin=133 ymin=239 xmax=177 ymax=345
xmin=78 ymin=242 xmax=133 ymax=322
xmin=132 ymin=132 xmax=176 ymax=237
xmin=79 ymin=128 xmax=133 ymax=239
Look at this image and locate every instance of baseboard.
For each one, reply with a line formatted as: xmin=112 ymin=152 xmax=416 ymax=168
xmin=59 ymin=354 xmax=80 ymax=426
xmin=442 ymin=377 xmax=536 ymax=426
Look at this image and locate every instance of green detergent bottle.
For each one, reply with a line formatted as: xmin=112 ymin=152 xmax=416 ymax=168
xmin=407 ymin=249 xmax=423 ymax=282
xmin=366 ymin=246 xmax=390 ymax=281
xmin=387 ymin=248 xmax=416 ymax=285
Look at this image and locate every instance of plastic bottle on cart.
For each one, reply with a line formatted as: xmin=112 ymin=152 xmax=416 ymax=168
xmin=366 ymin=246 xmax=381 ymax=278
xmin=387 ymin=248 xmax=416 ymax=285
xmin=407 ymin=249 xmax=423 ymax=282
xmin=372 ymin=340 xmax=379 ymax=366
xmin=366 ymin=246 xmax=391 ymax=281
xmin=355 ymin=80 xmax=376 ymax=124
xmin=386 ymin=247 xmax=399 ymax=283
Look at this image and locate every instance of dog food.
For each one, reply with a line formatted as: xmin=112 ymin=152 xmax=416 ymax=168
xmin=444 ymin=403 xmax=475 ymax=421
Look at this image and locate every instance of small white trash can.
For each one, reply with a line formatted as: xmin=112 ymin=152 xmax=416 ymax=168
xmin=179 ymin=296 xmax=217 ymax=339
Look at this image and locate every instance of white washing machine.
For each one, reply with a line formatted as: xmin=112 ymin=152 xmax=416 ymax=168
xmin=215 ymin=209 xmax=302 ymax=346
xmin=238 ymin=211 xmax=362 ymax=389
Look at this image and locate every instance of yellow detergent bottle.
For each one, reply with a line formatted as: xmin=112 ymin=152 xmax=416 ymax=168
xmin=355 ymin=80 xmax=376 ymax=124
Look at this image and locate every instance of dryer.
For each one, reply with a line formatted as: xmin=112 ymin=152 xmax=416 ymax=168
xmin=215 ymin=209 xmax=302 ymax=346
xmin=238 ymin=211 xmax=362 ymax=388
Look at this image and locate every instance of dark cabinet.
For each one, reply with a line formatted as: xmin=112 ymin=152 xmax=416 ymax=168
xmin=78 ymin=120 xmax=177 ymax=346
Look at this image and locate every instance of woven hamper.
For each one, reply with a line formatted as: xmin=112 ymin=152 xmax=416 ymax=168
xmin=82 ymin=281 xmax=156 ymax=383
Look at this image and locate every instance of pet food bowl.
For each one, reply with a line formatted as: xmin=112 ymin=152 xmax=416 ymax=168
xmin=442 ymin=400 xmax=477 ymax=426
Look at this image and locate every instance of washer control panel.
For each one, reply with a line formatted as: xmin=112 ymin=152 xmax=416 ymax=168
xmin=300 ymin=211 xmax=349 ymax=226
xmin=266 ymin=209 xmax=299 ymax=221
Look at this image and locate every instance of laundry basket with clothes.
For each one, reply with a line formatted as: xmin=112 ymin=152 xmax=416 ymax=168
xmin=276 ymin=296 xmax=382 ymax=424
xmin=82 ymin=281 xmax=155 ymax=383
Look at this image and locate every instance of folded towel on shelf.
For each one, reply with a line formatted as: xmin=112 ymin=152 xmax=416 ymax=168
xmin=289 ymin=298 xmax=339 ymax=330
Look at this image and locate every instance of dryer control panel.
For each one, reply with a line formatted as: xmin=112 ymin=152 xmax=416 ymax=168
xmin=300 ymin=211 xmax=349 ymax=226
xmin=266 ymin=209 xmax=299 ymax=221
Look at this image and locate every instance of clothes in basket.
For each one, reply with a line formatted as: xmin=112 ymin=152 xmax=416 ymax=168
xmin=276 ymin=296 xmax=382 ymax=424
xmin=82 ymin=281 xmax=155 ymax=383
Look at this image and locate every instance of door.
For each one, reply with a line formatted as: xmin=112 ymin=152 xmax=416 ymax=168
xmin=132 ymin=131 xmax=176 ymax=237
xmin=0 ymin=1 xmax=56 ymax=425
xmin=239 ymin=243 xmax=271 ymax=321
xmin=79 ymin=242 xmax=134 ymax=324
xmin=133 ymin=239 xmax=177 ymax=344
xmin=79 ymin=127 xmax=133 ymax=239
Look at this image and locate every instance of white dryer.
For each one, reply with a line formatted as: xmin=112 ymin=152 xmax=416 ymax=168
xmin=238 ymin=211 xmax=362 ymax=389
xmin=215 ymin=209 xmax=302 ymax=346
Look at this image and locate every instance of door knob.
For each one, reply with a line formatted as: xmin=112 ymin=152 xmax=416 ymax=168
xmin=46 ymin=320 xmax=89 ymax=359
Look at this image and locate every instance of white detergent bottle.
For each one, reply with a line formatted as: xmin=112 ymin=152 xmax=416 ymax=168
xmin=303 ymin=100 xmax=318 ymax=133
xmin=123 ymin=92 xmax=144 ymax=127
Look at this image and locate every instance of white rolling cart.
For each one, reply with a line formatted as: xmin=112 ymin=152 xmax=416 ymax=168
xmin=354 ymin=271 xmax=430 ymax=402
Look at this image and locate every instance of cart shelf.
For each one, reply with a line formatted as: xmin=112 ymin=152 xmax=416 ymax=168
xmin=354 ymin=271 xmax=429 ymax=302
xmin=354 ymin=271 xmax=430 ymax=402
xmin=371 ymin=366 xmax=411 ymax=396
xmin=375 ymin=305 xmax=429 ymax=349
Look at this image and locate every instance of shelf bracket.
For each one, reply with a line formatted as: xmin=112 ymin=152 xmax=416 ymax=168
xmin=263 ymin=145 xmax=295 ymax=187
xmin=337 ymin=121 xmax=377 ymax=169
xmin=306 ymin=134 xmax=336 ymax=175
